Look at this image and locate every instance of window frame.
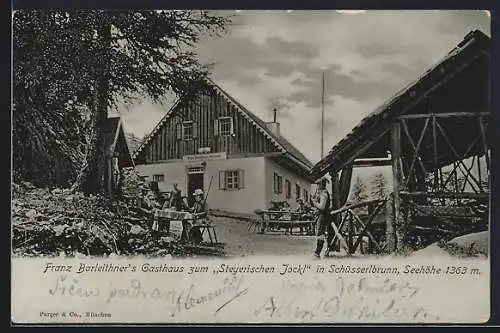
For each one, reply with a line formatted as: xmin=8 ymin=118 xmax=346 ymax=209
xmin=285 ymin=179 xmax=291 ymax=199
xmin=225 ymin=170 xmax=239 ymax=190
xmin=274 ymin=173 xmax=283 ymax=194
xmin=219 ymin=169 xmax=244 ymax=191
xmin=218 ymin=116 xmax=233 ymax=136
xmin=153 ymin=174 xmax=164 ymax=182
xmin=182 ymin=121 xmax=194 ymax=141
xmin=295 ymin=184 xmax=301 ymax=201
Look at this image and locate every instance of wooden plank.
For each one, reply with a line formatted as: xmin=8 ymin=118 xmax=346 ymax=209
xmin=347 ymin=211 xmax=353 ymax=253
xmin=352 ymin=201 xmax=385 ymax=252
xmin=432 ymin=116 xmax=439 ymax=191
xmin=349 ymin=209 xmax=383 ymax=253
xmin=400 ymin=191 xmax=489 ymax=199
xmin=442 ymin=133 xmax=482 ymax=189
xmin=398 ymin=111 xmax=489 ymax=119
xmin=460 ymin=156 xmax=478 ymax=193
xmin=390 ymin=122 xmax=402 ymax=252
xmin=401 ymin=117 xmax=429 ymax=184
xmin=329 ymin=198 xmax=387 ymax=215
xmin=477 ymin=154 xmax=483 ymax=192
xmin=478 ymin=116 xmax=490 ymax=172
xmin=408 ymin=225 xmax=455 ymax=234
xmin=353 ymin=158 xmax=392 ymax=167
xmin=160 ymin=126 xmax=165 ymax=161
xmin=385 ymin=195 xmax=395 ymax=253
xmin=436 ymin=121 xmax=482 ymax=190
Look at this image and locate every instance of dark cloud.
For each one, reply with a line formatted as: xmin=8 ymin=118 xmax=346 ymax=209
xmin=199 ymin=35 xmax=318 ymax=81
xmin=265 ymin=62 xmax=297 ymax=78
xmin=285 ymin=62 xmax=404 ymax=107
xmin=267 ymin=36 xmax=320 ymax=59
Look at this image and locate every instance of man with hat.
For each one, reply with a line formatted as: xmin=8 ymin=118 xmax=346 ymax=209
xmin=310 ymin=177 xmax=333 ymax=258
xmin=186 ymin=188 xmax=207 ymax=243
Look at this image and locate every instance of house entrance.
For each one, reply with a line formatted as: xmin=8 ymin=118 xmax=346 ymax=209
xmin=187 ymin=167 xmax=204 ymax=206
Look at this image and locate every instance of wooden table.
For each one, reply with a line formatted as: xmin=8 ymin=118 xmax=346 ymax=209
xmin=155 ymin=210 xmax=218 ymax=244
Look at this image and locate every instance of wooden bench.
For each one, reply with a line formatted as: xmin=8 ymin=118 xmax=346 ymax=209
xmin=254 ymin=211 xmax=315 ymax=235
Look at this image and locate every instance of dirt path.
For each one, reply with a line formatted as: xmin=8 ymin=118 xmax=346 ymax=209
xmin=210 ymin=216 xmax=316 ymax=258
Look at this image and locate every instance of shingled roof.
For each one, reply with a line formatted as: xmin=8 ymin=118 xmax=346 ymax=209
xmin=310 ymin=29 xmax=490 ymax=180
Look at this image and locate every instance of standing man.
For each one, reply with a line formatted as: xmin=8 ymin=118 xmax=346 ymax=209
xmin=311 ymin=178 xmax=333 ymax=258
xmin=168 ymin=182 xmax=182 ymax=211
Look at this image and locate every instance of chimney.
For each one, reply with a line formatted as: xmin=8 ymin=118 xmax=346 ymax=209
xmin=266 ymin=121 xmax=280 ymax=137
xmin=266 ymin=107 xmax=281 ymax=137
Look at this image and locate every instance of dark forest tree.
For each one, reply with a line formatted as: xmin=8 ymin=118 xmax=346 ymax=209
xmin=350 ymin=176 xmax=368 ymax=203
xmin=370 ymin=172 xmax=388 ymax=200
xmin=13 ymin=10 xmax=230 ymax=193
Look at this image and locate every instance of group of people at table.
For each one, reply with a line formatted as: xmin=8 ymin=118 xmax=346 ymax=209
xmin=138 ymin=182 xmax=209 ymax=243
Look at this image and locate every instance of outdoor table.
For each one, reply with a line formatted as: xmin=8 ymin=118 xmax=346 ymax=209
xmin=155 ymin=209 xmax=217 ymax=244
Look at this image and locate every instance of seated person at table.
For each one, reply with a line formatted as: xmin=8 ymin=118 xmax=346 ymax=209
xmin=167 ymin=182 xmax=183 ymax=211
xmin=161 ymin=192 xmax=172 ymax=210
xmin=279 ymin=201 xmax=291 ymax=220
xmin=139 ymin=187 xmax=154 ymax=217
xmin=190 ymin=189 xmax=209 ymax=216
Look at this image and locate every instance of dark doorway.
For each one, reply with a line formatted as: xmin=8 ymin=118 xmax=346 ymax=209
xmin=187 ymin=173 xmax=204 ymax=206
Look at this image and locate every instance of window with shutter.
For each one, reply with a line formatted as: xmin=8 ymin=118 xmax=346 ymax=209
xmin=274 ymin=173 xmax=283 ymax=194
xmin=219 ymin=171 xmax=225 ymax=189
xmin=295 ymin=184 xmax=301 ymax=201
xmin=219 ymin=170 xmax=242 ymax=190
xmin=285 ymin=179 xmax=291 ymax=198
xmin=238 ymin=169 xmax=245 ymax=189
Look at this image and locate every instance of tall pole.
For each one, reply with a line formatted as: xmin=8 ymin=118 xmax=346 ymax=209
xmin=321 ymin=72 xmax=325 ymax=159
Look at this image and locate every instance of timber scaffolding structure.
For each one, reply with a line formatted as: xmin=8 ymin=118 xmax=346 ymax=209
xmin=310 ymin=30 xmax=491 ymax=254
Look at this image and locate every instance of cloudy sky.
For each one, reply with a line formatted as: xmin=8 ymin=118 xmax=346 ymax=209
xmin=114 ymin=10 xmax=490 ymax=169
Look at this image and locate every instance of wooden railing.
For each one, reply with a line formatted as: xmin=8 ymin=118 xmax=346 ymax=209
xmin=327 ymin=199 xmax=388 ymax=255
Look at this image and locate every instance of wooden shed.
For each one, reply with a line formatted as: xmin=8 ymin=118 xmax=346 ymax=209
xmin=310 ymin=30 xmax=491 ymax=254
xmin=103 ymin=117 xmax=135 ymax=194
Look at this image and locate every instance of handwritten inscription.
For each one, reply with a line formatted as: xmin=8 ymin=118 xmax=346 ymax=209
xmin=48 ymin=274 xmax=249 ymax=317
xmin=35 ymin=260 xmax=489 ymax=323
xmin=254 ymin=276 xmax=438 ymax=321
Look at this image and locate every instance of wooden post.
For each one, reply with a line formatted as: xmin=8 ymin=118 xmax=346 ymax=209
xmin=329 ymin=169 xmax=341 ymax=252
xmin=347 ymin=211 xmax=353 ymax=254
xmin=390 ymin=122 xmax=404 ymax=253
xmin=477 ymin=154 xmax=483 ymax=192
xmin=385 ymin=195 xmax=395 ymax=253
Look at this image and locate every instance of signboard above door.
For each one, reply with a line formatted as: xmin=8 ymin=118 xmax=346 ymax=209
xmin=182 ymin=152 xmax=227 ymax=163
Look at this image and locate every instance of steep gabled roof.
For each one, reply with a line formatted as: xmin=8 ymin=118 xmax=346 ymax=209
xmin=210 ymin=80 xmax=313 ymax=169
xmin=310 ymin=29 xmax=491 ymax=180
xmin=104 ymin=117 xmax=134 ymax=168
xmin=133 ymin=79 xmax=313 ymax=171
